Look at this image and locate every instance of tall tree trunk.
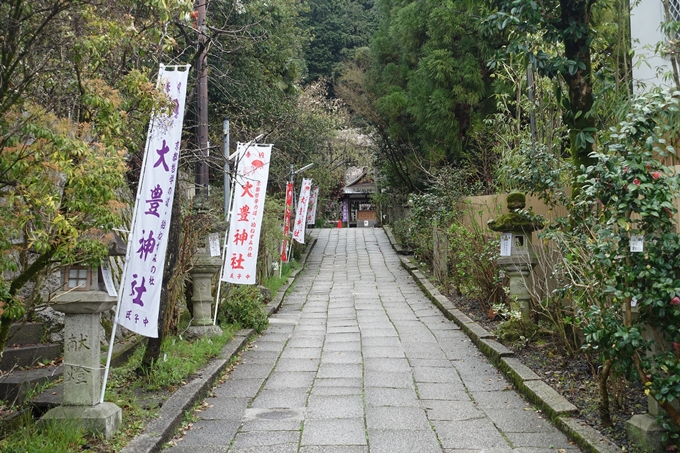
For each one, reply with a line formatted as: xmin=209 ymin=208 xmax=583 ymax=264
xmin=139 ymin=189 xmax=181 ymax=371
xmin=559 ymin=0 xmax=597 ymax=183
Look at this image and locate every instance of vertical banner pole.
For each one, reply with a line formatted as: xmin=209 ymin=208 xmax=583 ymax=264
xmin=101 ymin=64 xmax=190 ymax=403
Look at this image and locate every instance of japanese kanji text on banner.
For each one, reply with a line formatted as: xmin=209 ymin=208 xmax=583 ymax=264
xmin=117 ymin=65 xmax=190 ymax=338
xmin=306 ymin=186 xmax=319 ymax=226
xmin=221 ymin=142 xmax=273 ymax=284
xmin=292 ymin=178 xmax=312 ymax=244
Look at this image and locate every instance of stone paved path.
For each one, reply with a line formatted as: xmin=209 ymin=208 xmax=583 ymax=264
xmin=164 ymin=228 xmax=582 ymax=453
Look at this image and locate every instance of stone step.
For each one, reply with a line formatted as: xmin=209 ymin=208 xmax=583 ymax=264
xmin=0 ymin=343 xmax=62 ymax=372
xmin=0 ymin=366 xmax=62 ymax=407
xmin=6 ymin=323 xmax=45 ymax=346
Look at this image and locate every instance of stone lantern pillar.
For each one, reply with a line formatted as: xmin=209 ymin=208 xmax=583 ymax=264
xmin=185 ymin=236 xmax=223 ymax=338
xmin=40 ymin=261 xmax=122 ymax=438
xmin=488 ymin=192 xmax=543 ymax=323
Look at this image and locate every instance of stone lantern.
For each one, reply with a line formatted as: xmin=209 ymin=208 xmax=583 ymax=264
xmin=185 ymin=233 xmax=223 ymax=338
xmin=487 ymin=192 xmax=543 ymax=323
xmin=40 ymin=234 xmax=124 ymax=438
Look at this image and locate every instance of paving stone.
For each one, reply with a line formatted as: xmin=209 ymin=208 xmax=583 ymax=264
xmin=213 ymin=379 xmax=263 ymax=398
xmin=412 ymin=366 xmax=460 ymax=384
xmin=367 ymin=429 xmax=441 ymax=453
xmin=275 ymin=358 xmax=320 ymax=372
xmin=320 ymin=351 xmax=363 ymax=364
xmin=322 ymin=341 xmax=361 ymax=351
xmin=363 ymin=357 xmax=411 ymax=373
xmin=422 ymin=399 xmax=485 ymax=421
xmin=229 ymin=430 xmax=300 ymax=449
xmin=470 ymin=389 xmax=529 ymax=409
xmin=433 ymin=419 xmax=509 ymax=449
xmin=313 ymin=377 xmax=363 ymax=388
xmin=286 ymin=337 xmax=324 ymax=348
xmin=164 ymin=446 xmax=226 ymax=453
xmin=484 ymin=408 xmax=555 ymax=433
xmin=317 ymin=363 xmax=363 ymax=379
xmin=364 ymin=371 xmax=414 ymax=389
xmin=238 ymin=350 xmax=280 ymax=363
xmin=301 ymin=418 xmax=367 ymax=446
xmin=228 ymin=363 xmax=274 ymax=380
xmin=174 ymin=420 xmax=241 ymax=445
xmin=362 ymin=346 xmax=405 ymax=358
xmin=196 ymin=397 xmax=249 ymax=420
xmin=310 ymin=385 xmax=361 ymax=397
xmin=505 ymin=431 xmax=580 ymax=449
xmin=363 ymin=387 xmax=420 ymax=407
xmin=249 ymin=388 xmax=309 ymax=408
xmin=325 ymin=333 xmax=361 ymax=343
xmin=228 ymin=445 xmax=298 ymax=453
xmin=263 ymin=371 xmax=316 ymax=390
xmin=306 ymin=394 xmax=364 ymax=419
xmin=279 ymin=347 xmax=322 ymax=360
xmin=365 ymin=406 xmax=430 ymax=430
xmin=299 ymin=446 xmax=368 ymax=453
xmin=239 ymin=417 xmax=302 ymax=432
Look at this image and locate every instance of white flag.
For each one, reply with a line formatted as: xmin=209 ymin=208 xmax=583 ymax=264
xmin=306 ymin=186 xmax=319 ymax=226
xmin=292 ymin=178 xmax=312 ymax=244
xmin=117 ymin=65 xmax=189 ymax=338
xmin=220 ymin=142 xmax=272 ymax=284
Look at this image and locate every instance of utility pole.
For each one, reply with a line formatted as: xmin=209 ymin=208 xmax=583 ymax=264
xmin=195 ymin=0 xmax=209 ymax=196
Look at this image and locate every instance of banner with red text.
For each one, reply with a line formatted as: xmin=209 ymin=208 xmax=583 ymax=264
xmin=117 ymin=65 xmax=190 ymax=338
xmin=306 ymin=186 xmax=319 ymax=226
xmin=281 ymin=182 xmax=294 ymax=261
xmin=220 ymin=142 xmax=272 ymax=284
xmin=292 ymin=178 xmax=312 ymax=244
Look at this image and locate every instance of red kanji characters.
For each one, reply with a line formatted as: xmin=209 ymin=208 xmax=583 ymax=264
xmin=241 ymin=181 xmax=254 ymax=197
xmin=237 ymin=205 xmax=251 ymax=221
xmin=230 ymin=253 xmax=245 ymax=269
xmin=233 ymin=229 xmax=248 ymax=246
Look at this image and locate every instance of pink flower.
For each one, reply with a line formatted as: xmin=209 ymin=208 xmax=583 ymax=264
xmin=633 ymin=178 xmax=641 ymax=186
xmin=623 ymin=166 xmax=628 ymax=173
xmin=671 ymin=296 xmax=680 ymax=305
xmin=674 ymin=342 xmax=680 ymax=352
xmin=652 ymin=171 xmax=660 ymax=179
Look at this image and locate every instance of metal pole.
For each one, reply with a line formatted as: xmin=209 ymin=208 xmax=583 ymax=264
xmin=223 ymin=119 xmax=230 ymax=220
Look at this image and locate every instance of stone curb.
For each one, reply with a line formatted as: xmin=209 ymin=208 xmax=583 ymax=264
xmin=121 ymin=238 xmax=318 ymax=453
xmin=382 ymin=225 xmax=622 ymax=453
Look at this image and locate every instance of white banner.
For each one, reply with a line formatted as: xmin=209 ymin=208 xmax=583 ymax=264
xmin=306 ymin=186 xmax=319 ymax=226
xmin=292 ymin=178 xmax=312 ymax=244
xmin=117 ymin=65 xmax=190 ymax=338
xmin=220 ymin=142 xmax=272 ymax=284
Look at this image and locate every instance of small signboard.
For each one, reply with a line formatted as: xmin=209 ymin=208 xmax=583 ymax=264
xmin=500 ymin=233 xmax=512 ymax=257
xmin=209 ymin=232 xmax=221 ymax=257
xmin=101 ymin=261 xmax=118 ymax=297
xmin=630 ymin=235 xmax=644 ymax=253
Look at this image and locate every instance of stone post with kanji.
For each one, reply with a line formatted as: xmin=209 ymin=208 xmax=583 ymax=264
xmin=40 ymin=263 xmax=122 ymax=438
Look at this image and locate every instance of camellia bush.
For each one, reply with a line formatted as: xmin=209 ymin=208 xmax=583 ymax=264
xmin=578 ymin=88 xmax=680 ymax=440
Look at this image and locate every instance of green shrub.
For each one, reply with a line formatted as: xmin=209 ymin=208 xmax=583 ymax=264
xmin=447 ymin=221 xmax=505 ymax=310
xmin=219 ymin=285 xmax=268 ymax=333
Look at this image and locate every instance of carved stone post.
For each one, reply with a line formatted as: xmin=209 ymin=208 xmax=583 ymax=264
xmin=185 ymin=246 xmax=223 ymax=338
xmin=41 ymin=277 xmax=121 ymax=438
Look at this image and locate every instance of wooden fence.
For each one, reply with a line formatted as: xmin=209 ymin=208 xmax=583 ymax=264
xmin=454 ymin=190 xmax=680 ymax=301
